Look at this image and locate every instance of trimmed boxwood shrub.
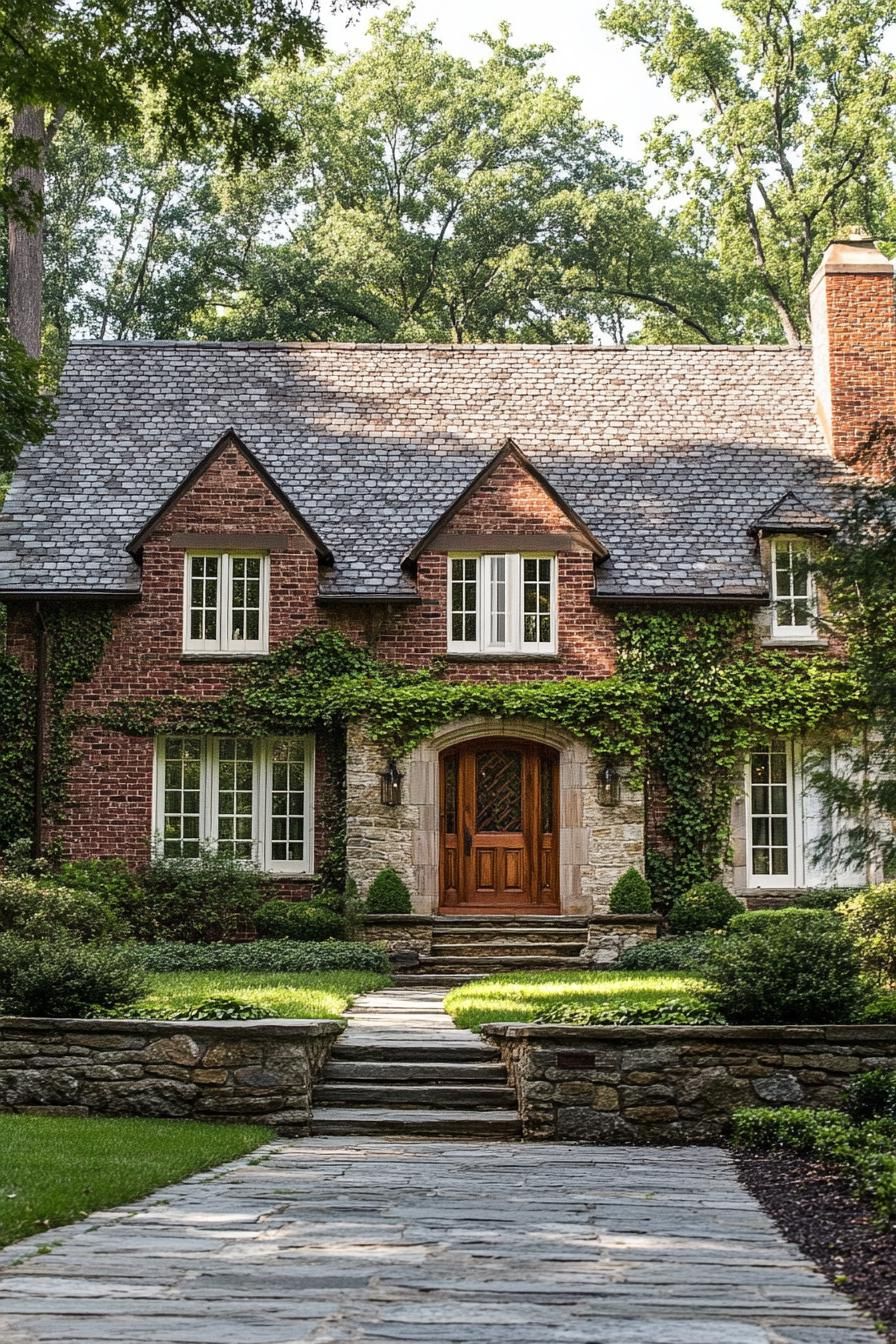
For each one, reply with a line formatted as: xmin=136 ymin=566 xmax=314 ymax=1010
xmin=0 ymin=876 xmax=128 ymax=942
xmin=617 ymin=934 xmax=715 ymax=973
xmin=132 ymin=938 xmax=390 ymax=975
xmin=793 ymin=886 xmax=856 ymax=910
xmin=843 ymin=1068 xmax=896 ymax=1122
xmin=705 ymin=910 xmax=866 ymax=1024
xmin=365 ymin=867 xmax=413 ymax=915
xmin=254 ymin=900 xmax=344 ymax=942
xmin=0 ymin=935 xmax=145 ymax=1017
xmin=668 ymin=881 xmax=742 ymax=933
xmin=608 ymin=867 xmax=653 ymax=915
xmin=131 ymin=849 xmax=269 ymax=942
xmin=840 ymin=881 xmax=896 ymax=984
xmin=727 ymin=907 xmax=835 ymax=936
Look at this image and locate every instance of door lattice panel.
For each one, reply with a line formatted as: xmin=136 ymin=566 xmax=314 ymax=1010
xmin=476 ymin=750 xmax=523 ymax=832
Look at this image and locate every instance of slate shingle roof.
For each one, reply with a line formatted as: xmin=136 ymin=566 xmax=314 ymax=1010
xmin=0 ymin=341 xmax=857 ymax=600
xmin=749 ymin=490 xmax=836 ymax=534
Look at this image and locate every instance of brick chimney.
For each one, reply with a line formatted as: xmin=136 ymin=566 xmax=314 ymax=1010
xmin=809 ymin=234 xmax=896 ymax=479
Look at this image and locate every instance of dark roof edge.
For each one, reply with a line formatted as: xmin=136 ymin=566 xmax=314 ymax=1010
xmin=402 ymin=437 xmax=609 ymax=569
xmin=0 ymin=589 xmax=139 ymax=601
xmin=749 ymin=522 xmax=835 ymax=536
xmin=317 ymin=592 xmax=421 ymax=605
xmin=126 ymin=429 xmax=334 ymax=564
xmin=594 ymin=591 xmax=767 ymax=607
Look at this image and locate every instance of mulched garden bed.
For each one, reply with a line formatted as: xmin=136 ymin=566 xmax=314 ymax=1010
xmin=735 ymin=1151 xmax=896 ymax=1341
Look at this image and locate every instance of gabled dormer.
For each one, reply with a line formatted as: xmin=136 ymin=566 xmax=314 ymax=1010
xmin=750 ymin=491 xmax=834 ymax=644
xmin=404 ymin=438 xmax=607 ymax=656
xmin=128 ymin=429 xmax=332 ymax=656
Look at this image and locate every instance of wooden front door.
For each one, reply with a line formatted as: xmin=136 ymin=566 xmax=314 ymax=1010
xmin=439 ymin=739 xmax=559 ymax=913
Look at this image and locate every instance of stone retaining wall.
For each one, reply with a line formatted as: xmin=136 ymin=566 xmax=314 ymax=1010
xmin=361 ymin=916 xmax=435 ymax=955
xmin=361 ymin=914 xmax=660 ymax=967
xmin=579 ymin=915 xmax=659 ymax=967
xmin=0 ymin=1017 xmax=342 ymax=1133
xmin=481 ymin=1023 xmax=896 ymax=1144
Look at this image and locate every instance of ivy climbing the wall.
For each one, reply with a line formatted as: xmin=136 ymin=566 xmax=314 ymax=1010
xmin=616 ymin=609 xmax=864 ymax=906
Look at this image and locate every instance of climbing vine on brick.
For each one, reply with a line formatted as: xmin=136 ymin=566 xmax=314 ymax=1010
xmin=616 ymin=610 xmax=864 ymax=905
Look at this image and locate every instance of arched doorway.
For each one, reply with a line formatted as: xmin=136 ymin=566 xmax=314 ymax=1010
xmin=439 ymin=738 xmax=559 ymax=913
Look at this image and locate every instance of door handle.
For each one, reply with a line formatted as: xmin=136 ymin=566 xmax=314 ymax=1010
xmin=463 ymin=825 xmax=472 ymax=857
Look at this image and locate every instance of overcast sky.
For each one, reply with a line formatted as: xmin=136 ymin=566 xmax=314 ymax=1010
xmin=327 ymin=0 xmax=728 ymax=156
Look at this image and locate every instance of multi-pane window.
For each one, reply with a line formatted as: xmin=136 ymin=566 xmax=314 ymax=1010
xmin=448 ymin=553 xmax=556 ymax=654
xmin=747 ymin=738 xmax=792 ymax=885
xmin=183 ymin=553 xmax=268 ymax=654
xmin=155 ymin=735 xmax=313 ymax=872
xmin=771 ymin=538 xmax=817 ymax=637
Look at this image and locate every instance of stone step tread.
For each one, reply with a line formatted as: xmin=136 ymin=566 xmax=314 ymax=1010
xmin=429 ymin=942 xmax=584 ymax=955
xmin=418 ymin=955 xmax=587 ymax=970
xmin=313 ymin=1083 xmax=518 ymax=1107
xmin=392 ymin=974 xmax=489 ymax=985
xmin=433 ymin=916 xmax=589 ymax=925
xmin=331 ymin=1043 xmax=499 ymax=1062
xmin=312 ymin=1107 xmax=522 ymax=1136
xmin=324 ymin=1061 xmax=507 ymax=1082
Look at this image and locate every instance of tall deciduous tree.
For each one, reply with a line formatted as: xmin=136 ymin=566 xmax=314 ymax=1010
xmin=599 ymin=0 xmax=896 ymax=344
xmin=1 ymin=0 xmax=371 ymax=358
xmin=200 ymin=9 xmax=635 ymax=342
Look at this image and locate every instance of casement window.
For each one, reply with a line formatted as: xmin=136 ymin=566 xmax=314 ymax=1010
xmin=183 ymin=552 xmax=268 ymax=654
xmin=746 ymin=737 xmax=795 ymax=886
xmin=154 ymin=735 xmax=313 ymax=873
xmin=770 ymin=538 xmax=817 ymax=638
xmin=744 ymin=738 xmax=868 ymax=890
xmin=448 ymin=553 xmax=557 ymax=654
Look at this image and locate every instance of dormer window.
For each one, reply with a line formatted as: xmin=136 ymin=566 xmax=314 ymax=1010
xmin=183 ymin=552 xmax=268 ymax=654
xmin=771 ymin=538 xmax=817 ymax=639
xmin=448 ymin=553 xmax=557 ymax=654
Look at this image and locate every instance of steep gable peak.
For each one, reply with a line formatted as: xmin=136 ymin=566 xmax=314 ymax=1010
xmin=127 ymin=429 xmax=333 ymax=562
xmin=403 ymin=438 xmax=609 ymax=568
xmin=749 ymin=490 xmax=835 ymax=536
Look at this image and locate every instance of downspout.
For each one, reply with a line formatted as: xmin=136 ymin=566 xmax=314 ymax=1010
xmin=33 ymin=601 xmax=48 ymax=859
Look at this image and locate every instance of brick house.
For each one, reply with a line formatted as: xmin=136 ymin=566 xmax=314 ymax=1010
xmin=0 ymin=234 xmax=893 ymax=916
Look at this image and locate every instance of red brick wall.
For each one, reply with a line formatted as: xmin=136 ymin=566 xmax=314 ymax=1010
xmin=811 ymin=259 xmax=896 ymax=480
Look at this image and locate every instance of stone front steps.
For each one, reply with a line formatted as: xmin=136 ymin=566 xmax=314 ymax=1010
xmin=312 ymin=988 xmax=522 ymax=1140
xmin=409 ymin=915 xmax=588 ymax=978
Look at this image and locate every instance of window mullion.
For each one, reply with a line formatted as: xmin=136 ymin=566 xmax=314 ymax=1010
xmin=256 ymin=739 xmax=268 ymax=871
xmin=508 ymin=553 xmax=520 ymax=653
xmin=205 ymin=737 xmax=218 ymax=851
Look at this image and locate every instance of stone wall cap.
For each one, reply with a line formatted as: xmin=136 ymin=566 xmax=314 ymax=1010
xmin=362 ymin=915 xmax=435 ymax=925
xmin=586 ymin=914 xmax=661 ymax=926
xmin=0 ymin=1016 xmax=344 ymax=1037
xmin=479 ymin=1023 xmax=859 ymax=1042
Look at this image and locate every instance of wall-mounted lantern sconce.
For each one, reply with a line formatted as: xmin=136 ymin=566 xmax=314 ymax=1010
xmin=598 ymin=761 xmax=621 ymax=807
xmin=380 ymin=759 xmax=404 ymax=807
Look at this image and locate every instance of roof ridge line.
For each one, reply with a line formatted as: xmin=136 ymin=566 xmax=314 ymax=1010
xmin=65 ymin=339 xmax=803 ymax=353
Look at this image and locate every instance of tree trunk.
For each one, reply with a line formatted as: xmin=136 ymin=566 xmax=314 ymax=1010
xmin=8 ymin=105 xmax=47 ymax=360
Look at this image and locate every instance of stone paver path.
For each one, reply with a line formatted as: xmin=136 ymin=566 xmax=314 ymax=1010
xmin=0 ymin=1137 xmax=878 ymax=1343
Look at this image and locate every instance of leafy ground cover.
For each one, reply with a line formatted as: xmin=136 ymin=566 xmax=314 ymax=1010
xmin=129 ymin=970 xmax=390 ymax=1020
xmin=0 ymin=1115 xmax=270 ymax=1249
xmin=443 ymin=971 xmax=708 ymax=1031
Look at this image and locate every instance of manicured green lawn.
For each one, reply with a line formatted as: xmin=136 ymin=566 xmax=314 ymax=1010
xmin=0 ymin=1115 xmax=270 ymax=1249
xmin=134 ymin=969 xmax=390 ymax=1019
xmin=444 ymin=970 xmax=709 ymax=1030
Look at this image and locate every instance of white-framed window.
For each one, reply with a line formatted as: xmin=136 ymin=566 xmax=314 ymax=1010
xmin=771 ymin=538 xmax=817 ymax=638
xmin=154 ymin=734 xmax=314 ymax=873
xmin=746 ymin=737 xmax=795 ymax=887
xmin=744 ymin=737 xmax=868 ymax=890
xmin=183 ymin=552 xmax=269 ymax=654
xmin=447 ymin=552 xmax=557 ymax=654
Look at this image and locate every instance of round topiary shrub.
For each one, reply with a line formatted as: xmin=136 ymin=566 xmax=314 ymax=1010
xmin=365 ymin=867 xmax=413 ymax=914
xmin=705 ymin=910 xmax=866 ymax=1024
xmin=254 ymin=899 xmax=344 ymax=942
xmin=608 ymin=867 xmax=653 ymax=915
xmin=668 ymin=881 xmax=742 ymax=933
xmin=0 ymin=935 xmax=145 ymax=1017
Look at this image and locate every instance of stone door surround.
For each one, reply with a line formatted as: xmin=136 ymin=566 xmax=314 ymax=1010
xmin=346 ymin=715 xmax=645 ymax=914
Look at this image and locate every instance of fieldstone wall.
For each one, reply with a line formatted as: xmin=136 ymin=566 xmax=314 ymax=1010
xmin=481 ymin=1023 xmax=896 ymax=1144
xmin=361 ymin=916 xmax=434 ymax=955
xmin=346 ymin=716 xmax=644 ymax=914
xmin=579 ymin=915 xmax=659 ymax=967
xmin=0 ymin=1017 xmax=342 ymax=1134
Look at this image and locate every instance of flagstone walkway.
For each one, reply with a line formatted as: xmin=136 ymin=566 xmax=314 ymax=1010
xmin=0 ymin=1137 xmax=878 ymax=1343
